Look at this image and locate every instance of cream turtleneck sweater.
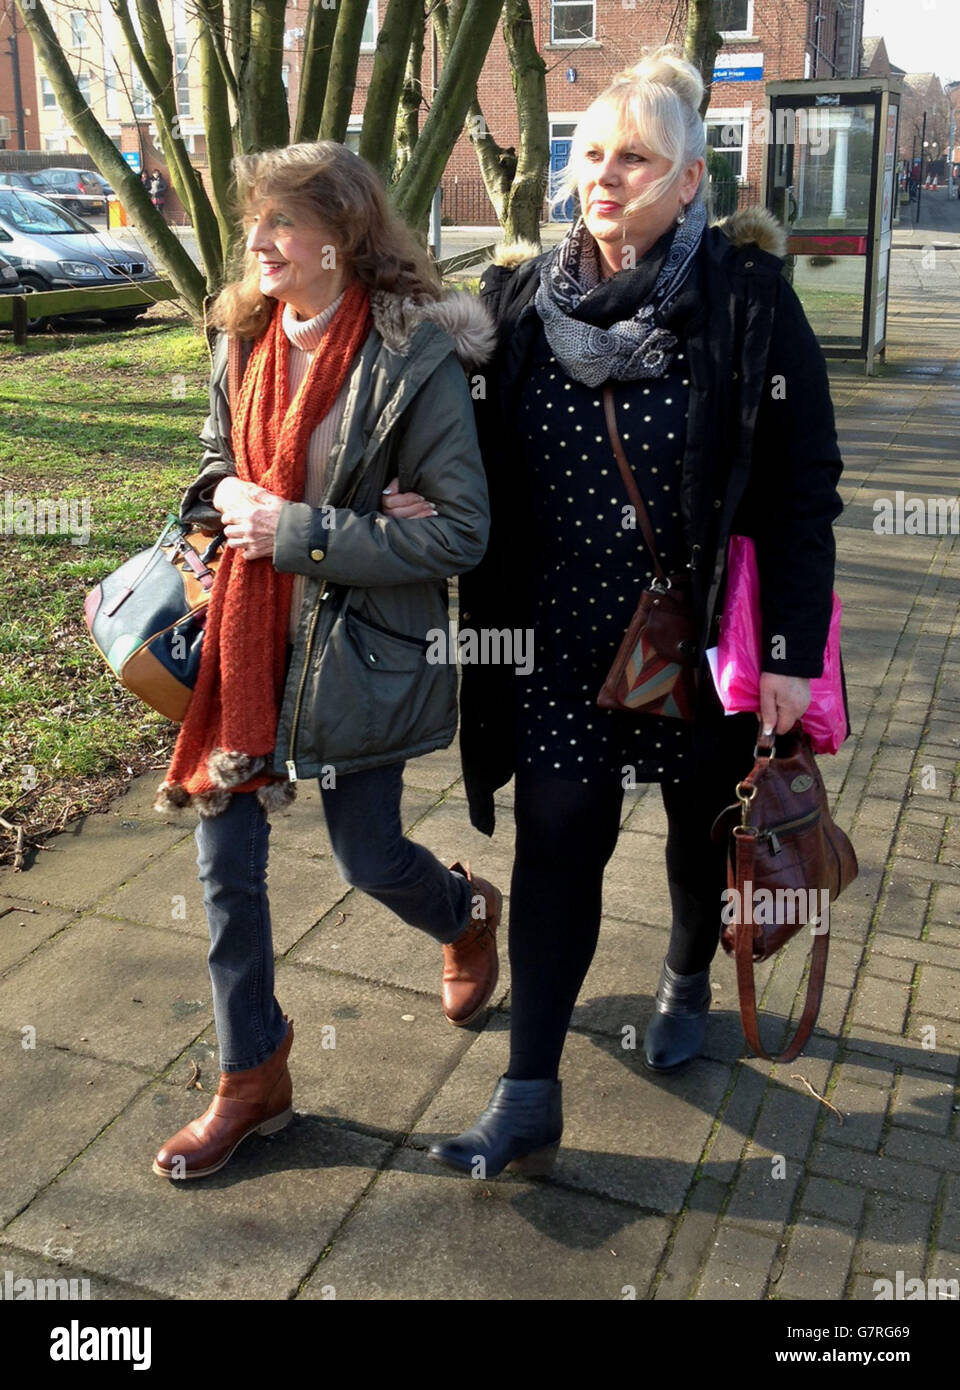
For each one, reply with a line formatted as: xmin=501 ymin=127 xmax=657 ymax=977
xmin=280 ymin=292 xmax=351 ymax=644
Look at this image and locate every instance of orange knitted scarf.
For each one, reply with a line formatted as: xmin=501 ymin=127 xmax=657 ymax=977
xmin=155 ymin=282 xmax=373 ymax=818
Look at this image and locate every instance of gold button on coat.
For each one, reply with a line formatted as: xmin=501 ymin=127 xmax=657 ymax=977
xmin=310 ymin=548 xmax=325 ymax=562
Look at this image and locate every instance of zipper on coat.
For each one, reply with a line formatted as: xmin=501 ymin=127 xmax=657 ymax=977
xmin=285 ymin=581 xmax=329 ymax=781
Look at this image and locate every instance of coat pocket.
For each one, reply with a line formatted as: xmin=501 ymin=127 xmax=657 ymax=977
xmin=344 ymin=611 xmax=455 ymax=757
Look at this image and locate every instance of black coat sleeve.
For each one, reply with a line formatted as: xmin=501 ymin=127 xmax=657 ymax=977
xmin=742 ymin=275 xmax=844 ymax=678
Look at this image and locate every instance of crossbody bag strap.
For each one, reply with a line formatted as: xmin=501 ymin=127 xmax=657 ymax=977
xmin=601 ymin=383 xmax=667 ymax=585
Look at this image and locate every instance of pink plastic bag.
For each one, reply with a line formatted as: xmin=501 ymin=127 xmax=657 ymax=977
xmin=715 ymin=534 xmax=847 ymax=755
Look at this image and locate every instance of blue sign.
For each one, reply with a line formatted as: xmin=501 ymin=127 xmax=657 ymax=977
xmin=122 ymin=150 xmax=142 ymax=173
xmin=714 ymin=51 xmax=764 ymax=83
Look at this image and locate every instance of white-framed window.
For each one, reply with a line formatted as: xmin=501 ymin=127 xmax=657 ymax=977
xmin=714 ymin=0 xmax=753 ymax=39
xmin=173 ymin=0 xmax=191 ymax=117
xmin=551 ymin=1 xmax=595 ymax=45
xmin=281 ymin=64 xmax=290 ymax=93
xmin=705 ymin=109 xmax=748 ymax=181
xmin=70 ymin=11 xmax=87 ymax=47
xmin=361 ymin=0 xmax=377 ymax=52
xmin=345 ymin=117 xmax=362 ymax=154
xmin=45 ymin=135 xmax=67 ymax=152
xmin=77 ymin=71 xmax=91 ymax=106
xmin=41 ymin=76 xmax=59 ymax=110
xmin=131 ymin=71 xmax=152 ymax=119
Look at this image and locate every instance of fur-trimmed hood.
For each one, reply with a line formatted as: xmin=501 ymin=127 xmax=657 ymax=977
xmin=490 ymin=206 xmax=788 ymax=269
xmin=370 ymin=288 xmax=497 ymax=368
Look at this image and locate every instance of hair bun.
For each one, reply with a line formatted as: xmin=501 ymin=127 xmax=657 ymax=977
xmin=618 ymin=45 xmax=704 ymax=111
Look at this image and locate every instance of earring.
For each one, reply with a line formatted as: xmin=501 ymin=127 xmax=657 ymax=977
xmin=677 ymin=204 xmax=687 ymax=225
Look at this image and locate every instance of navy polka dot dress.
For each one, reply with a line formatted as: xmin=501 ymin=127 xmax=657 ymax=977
xmin=514 ymin=322 xmax=694 ymax=786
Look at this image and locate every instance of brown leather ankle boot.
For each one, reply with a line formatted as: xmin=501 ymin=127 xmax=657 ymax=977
xmin=442 ymin=861 xmax=501 ymax=1026
xmin=152 ymin=1019 xmax=295 ymax=1179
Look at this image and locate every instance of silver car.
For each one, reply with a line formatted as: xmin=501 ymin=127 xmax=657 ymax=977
xmin=0 ymin=187 xmax=156 ymax=327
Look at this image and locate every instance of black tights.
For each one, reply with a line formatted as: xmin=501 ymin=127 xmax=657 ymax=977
xmin=506 ymin=722 xmax=757 ymax=1081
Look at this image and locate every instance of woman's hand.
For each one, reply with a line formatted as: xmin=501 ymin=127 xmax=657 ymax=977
xmin=380 ymin=476 xmax=437 ymax=520
xmin=759 ymin=672 xmax=811 ymax=736
xmin=213 ymin=477 xmax=286 ymax=561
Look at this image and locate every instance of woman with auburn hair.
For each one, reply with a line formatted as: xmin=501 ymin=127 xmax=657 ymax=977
xmin=151 ymin=140 xmax=500 ymax=1180
xmin=428 ymin=48 xmax=847 ymax=1178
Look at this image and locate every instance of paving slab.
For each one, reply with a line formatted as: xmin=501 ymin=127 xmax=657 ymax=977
xmin=0 ymin=818 xmax=193 ymax=911
xmin=0 ymin=899 xmax=77 ymax=975
xmin=3 ymin=1087 xmax=390 ymax=1300
xmin=299 ymin=1147 xmax=669 ymax=1300
xmin=0 ymin=916 xmax=212 ymax=1071
xmin=0 ymin=1039 xmax=146 ymax=1227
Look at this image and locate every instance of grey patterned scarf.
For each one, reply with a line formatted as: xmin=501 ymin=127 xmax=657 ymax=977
xmin=535 ymin=199 xmax=707 ymax=386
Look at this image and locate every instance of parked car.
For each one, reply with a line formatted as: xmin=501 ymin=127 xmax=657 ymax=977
xmin=0 ymin=188 xmax=156 ymax=328
xmin=38 ymin=168 xmax=109 ymax=216
xmin=0 ymin=250 xmax=23 ymax=293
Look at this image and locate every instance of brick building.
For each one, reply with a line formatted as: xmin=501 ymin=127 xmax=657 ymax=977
xmin=0 ymin=2 xmax=40 ymax=151
xmin=345 ymin=1 xmax=867 ymax=225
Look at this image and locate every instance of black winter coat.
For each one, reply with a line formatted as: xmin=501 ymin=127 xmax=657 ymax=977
xmin=459 ymin=210 xmax=850 ymax=836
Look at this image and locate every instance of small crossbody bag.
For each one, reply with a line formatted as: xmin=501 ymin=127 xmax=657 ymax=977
xmin=596 ymin=384 xmax=699 ymax=721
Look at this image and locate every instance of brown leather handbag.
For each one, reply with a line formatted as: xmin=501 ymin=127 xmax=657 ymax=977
xmin=710 ymin=719 xmax=858 ymax=1062
xmin=596 ymin=384 xmax=699 ymax=720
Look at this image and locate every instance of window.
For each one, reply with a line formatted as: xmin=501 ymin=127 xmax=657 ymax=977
xmin=105 ymin=69 xmax=120 ymax=120
xmin=131 ymin=71 xmax=152 ymax=119
xmin=45 ymin=136 xmax=67 ymax=153
xmin=714 ymin=0 xmax=752 ymax=38
xmin=175 ymin=38 xmax=191 ymax=116
xmin=77 ymin=72 xmax=91 ymax=107
xmin=70 ymin=11 xmax=87 ymax=47
xmin=345 ymin=118 xmax=362 ymax=154
xmin=361 ymin=0 xmax=377 ymax=51
xmin=41 ymin=77 xmax=58 ymax=110
xmin=173 ymin=0 xmax=190 ymax=117
xmin=551 ymin=1 xmax=595 ymax=45
xmin=281 ymin=64 xmax=290 ymax=94
xmin=706 ymin=114 xmax=746 ymax=180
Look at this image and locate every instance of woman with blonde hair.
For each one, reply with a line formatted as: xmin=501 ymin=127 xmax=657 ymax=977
xmin=429 ymin=49 xmax=848 ymax=1178
xmin=151 ymin=140 xmax=500 ymax=1180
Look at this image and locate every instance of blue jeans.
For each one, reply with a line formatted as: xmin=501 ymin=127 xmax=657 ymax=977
xmin=194 ymin=761 xmax=473 ymax=1070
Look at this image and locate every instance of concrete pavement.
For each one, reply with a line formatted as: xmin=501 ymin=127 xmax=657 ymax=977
xmin=1 ymin=244 xmax=958 ymax=1301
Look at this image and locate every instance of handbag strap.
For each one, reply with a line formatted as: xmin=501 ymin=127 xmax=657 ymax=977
xmin=733 ymin=826 xmax=830 ymax=1062
xmin=601 ymin=383 xmax=667 ymax=585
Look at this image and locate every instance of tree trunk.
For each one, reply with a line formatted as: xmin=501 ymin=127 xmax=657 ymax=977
xmin=320 ymin=0 xmax=370 ymax=143
xmin=13 ymin=0 xmax=206 ymax=317
xmin=238 ymin=0 xmax=289 ymax=151
xmin=360 ymin=0 xmax=422 ymax=181
xmin=294 ymin=0 xmax=339 ymax=143
xmin=112 ymin=0 xmax=222 ymax=288
xmin=683 ymin=0 xmax=724 ymax=118
xmin=198 ymin=7 xmax=237 ymax=267
xmin=393 ymin=6 xmax=425 ymax=182
xmin=501 ymin=0 xmax=548 ymax=244
xmin=434 ymin=0 xmax=547 ymax=246
xmin=393 ymin=0 xmax=504 ymax=227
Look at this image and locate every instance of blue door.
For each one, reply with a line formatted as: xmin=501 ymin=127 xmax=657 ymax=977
xmin=550 ymin=138 xmax=574 ymax=222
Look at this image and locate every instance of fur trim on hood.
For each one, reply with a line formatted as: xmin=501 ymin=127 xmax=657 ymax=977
xmin=491 ymin=207 xmax=788 ymax=268
xmin=371 ymin=288 xmax=497 ymax=368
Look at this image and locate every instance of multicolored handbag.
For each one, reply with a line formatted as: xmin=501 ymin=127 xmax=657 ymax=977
xmin=83 ymin=514 xmax=226 ymax=722
xmin=596 ymin=384 xmax=699 ymax=720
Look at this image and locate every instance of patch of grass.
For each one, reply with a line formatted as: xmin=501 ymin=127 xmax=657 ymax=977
xmin=0 ymin=313 xmax=212 ymax=862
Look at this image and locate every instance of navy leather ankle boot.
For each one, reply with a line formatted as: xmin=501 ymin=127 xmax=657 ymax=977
xmin=643 ymin=960 xmax=711 ymax=1072
xmin=428 ymin=1076 xmax=562 ymax=1178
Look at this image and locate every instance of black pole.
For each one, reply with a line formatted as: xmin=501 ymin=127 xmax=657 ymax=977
xmin=916 ymin=111 xmax=927 ymax=226
xmin=9 ymin=6 xmax=25 ymax=150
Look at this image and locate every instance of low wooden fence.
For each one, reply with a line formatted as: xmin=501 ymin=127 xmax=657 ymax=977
xmin=0 ymin=278 xmax=179 ymax=345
